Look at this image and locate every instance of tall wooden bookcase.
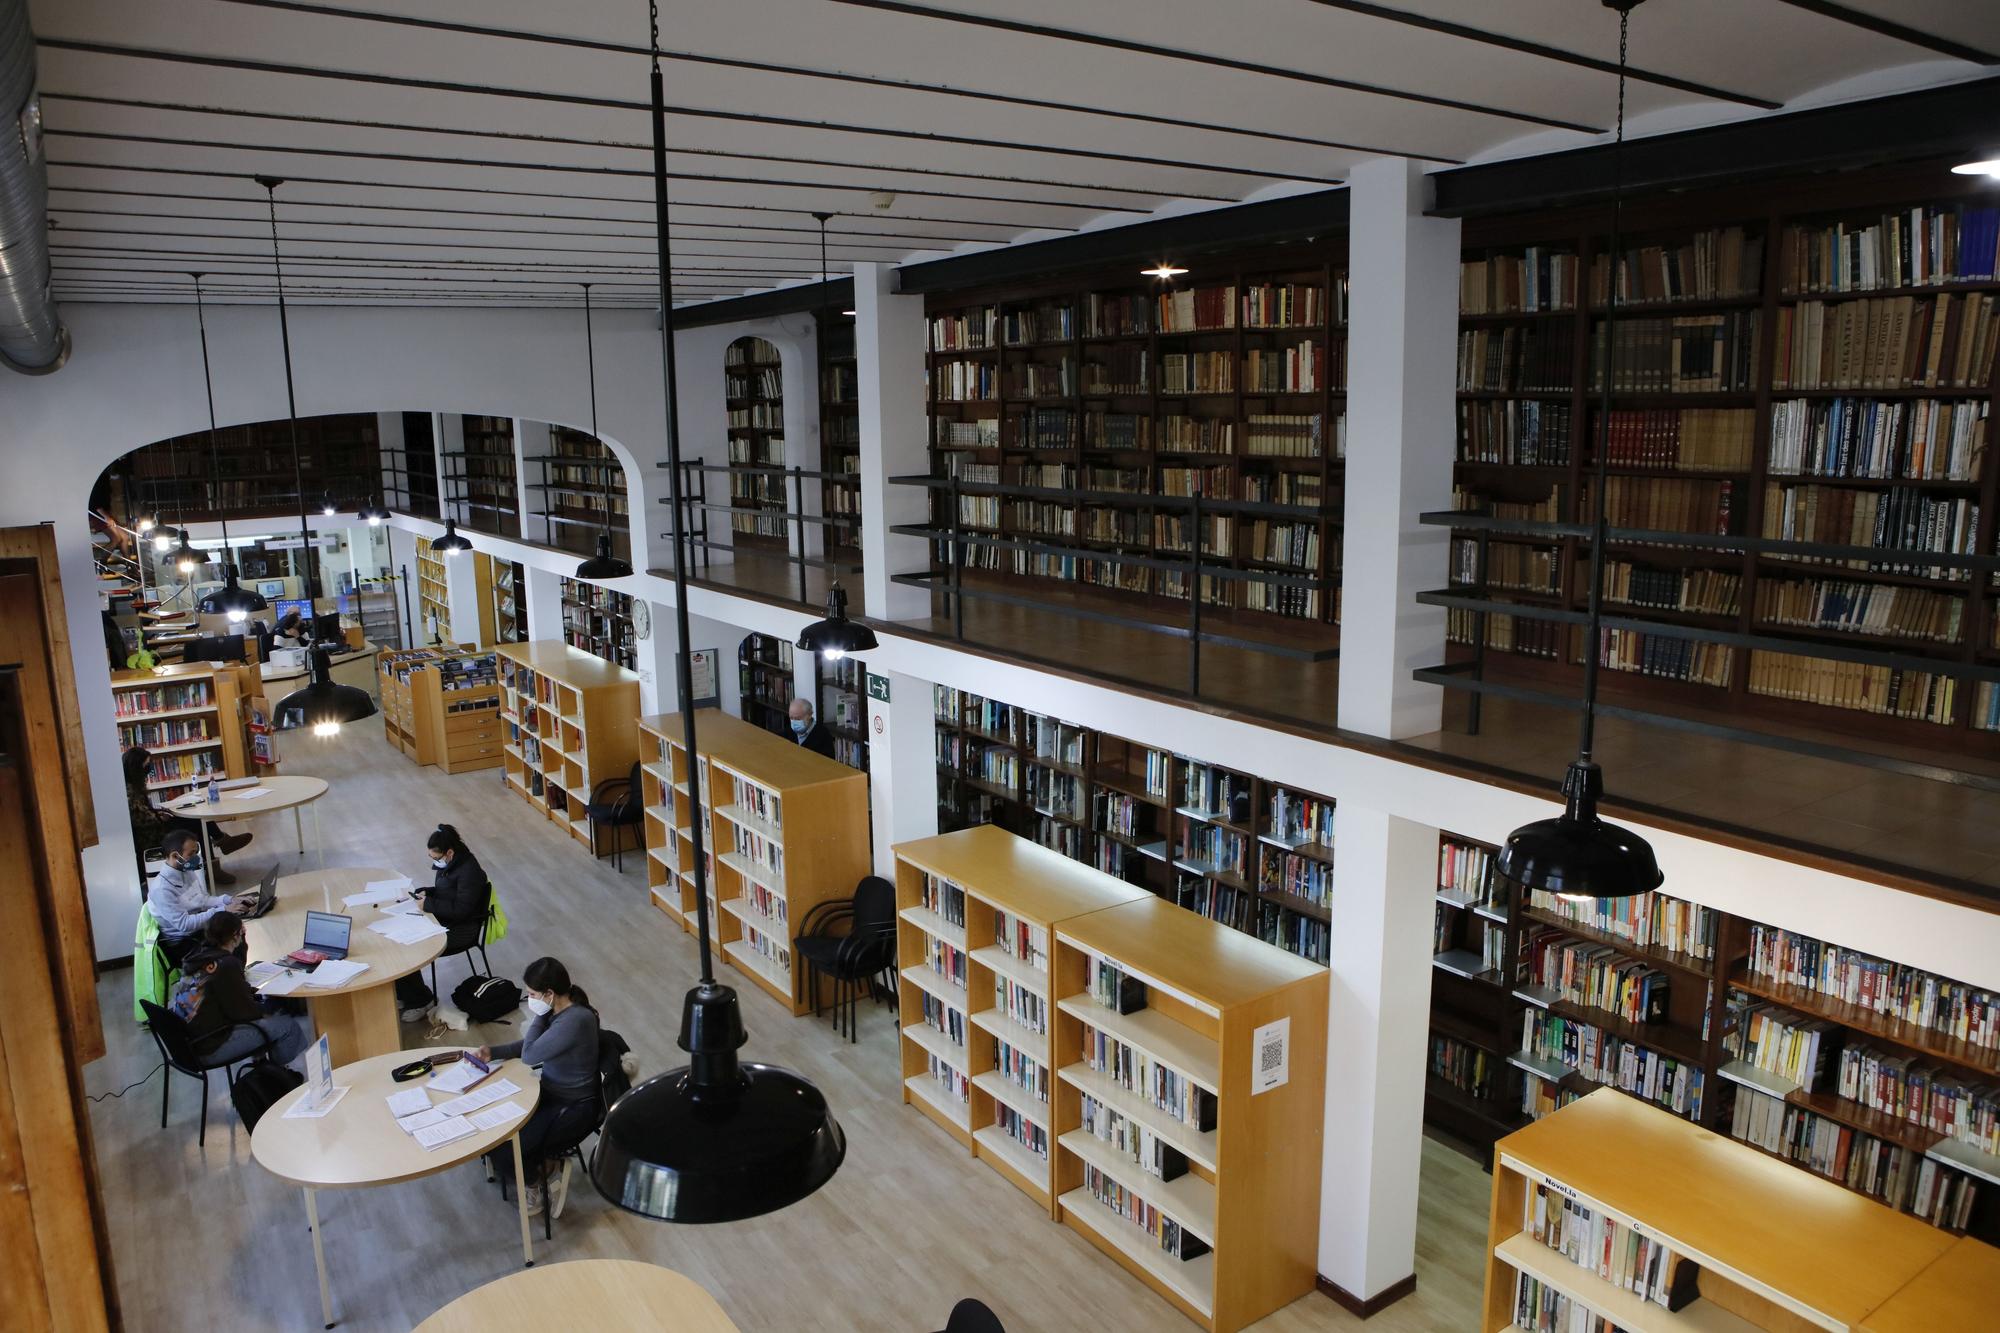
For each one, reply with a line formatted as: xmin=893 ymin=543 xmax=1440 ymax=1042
xmin=444 ymin=414 xmax=521 ymax=539
xmin=496 ymin=641 xmax=640 ymax=855
xmin=111 ymin=663 xmax=250 ymax=797
xmin=526 ymin=425 xmax=629 ymax=563
xmin=818 ymin=310 xmax=862 ymax=555
xmin=636 ymin=709 xmax=869 ymax=1015
xmin=376 ymin=647 xmax=502 ymax=773
xmin=725 ymin=335 xmax=788 ymax=548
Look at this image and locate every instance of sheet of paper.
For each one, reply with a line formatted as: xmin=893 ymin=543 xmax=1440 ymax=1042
xmin=301 ymin=959 xmax=369 ymax=987
xmin=427 ymin=1061 xmax=483 ymax=1094
xmin=256 ymin=970 xmax=306 ymax=996
xmin=412 ymin=1115 xmax=476 ymax=1151
xmin=364 ymin=876 xmax=413 ymax=894
xmin=225 ymin=787 xmax=268 ymax=800
xmin=467 ymin=1101 xmax=528 ymax=1132
xmin=246 ymin=961 xmax=286 ymax=986
xmin=378 ymin=898 xmax=421 ymax=916
xmin=385 ymin=1088 xmax=432 ymax=1118
xmin=482 ymin=1077 xmax=521 ymax=1101
xmin=395 ymin=1107 xmax=449 ymax=1134
xmin=437 ymin=1079 xmax=517 ymax=1116
xmin=280 ymin=1085 xmax=348 ymax=1119
xmin=367 ymin=915 xmax=446 ymax=944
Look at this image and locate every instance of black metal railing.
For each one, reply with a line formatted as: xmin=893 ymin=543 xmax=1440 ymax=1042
xmin=655 ymin=459 xmax=863 ymax=607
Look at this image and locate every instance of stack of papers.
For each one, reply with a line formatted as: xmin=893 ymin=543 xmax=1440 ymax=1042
xmin=225 ymin=787 xmax=268 ymax=800
xmin=367 ymin=915 xmax=447 ymax=945
xmin=385 ymin=1088 xmax=432 ymax=1118
xmin=343 ymin=878 xmax=413 ymax=908
xmin=378 ymin=898 xmax=421 ymax=917
xmin=383 ymin=1082 xmax=525 ymax=1147
xmin=254 ymin=969 xmax=307 ymax=997
xmin=300 ymin=959 xmax=370 ymax=987
xmin=467 ymin=1101 xmax=528 ymax=1131
xmin=413 ymin=1117 xmax=477 ymax=1150
xmin=428 ymin=1060 xmax=497 ymax=1094
xmin=437 ymin=1078 xmax=521 ymax=1116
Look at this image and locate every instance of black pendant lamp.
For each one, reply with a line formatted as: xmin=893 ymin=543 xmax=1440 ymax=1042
xmin=433 ymin=517 xmax=474 ymax=556
xmin=319 ymin=491 xmax=339 ymax=517
xmin=573 ymin=284 xmax=635 ymax=579
xmin=359 ymin=496 xmax=389 ymax=525
xmin=171 ymin=530 xmax=204 ymax=575
xmin=190 ymin=275 xmax=270 ymax=624
xmin=1494 ymin=0 xmax=1662 ymax=904
xmin=592 ymin=0 xmax=845 ymax=1224
xmin=796 ymin=582 xmax=875 ymax=661
xmin=276 ymin=645 xmax=377 ymax=735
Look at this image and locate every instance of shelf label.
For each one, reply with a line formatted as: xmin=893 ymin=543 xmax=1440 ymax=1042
xmin=866 ymin=672 xmax=891 ymax=703
xmin=1251 ymin=1016 xmax=1289 ymax=1095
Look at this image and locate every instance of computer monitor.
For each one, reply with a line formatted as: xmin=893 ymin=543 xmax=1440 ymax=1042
xmin=312 ymin=612 xmax=344 ymax=645
xmin=186 ymin=634 xmax=245 ymax=663
xmin=272 ymin=597 xmax=313 ymax=627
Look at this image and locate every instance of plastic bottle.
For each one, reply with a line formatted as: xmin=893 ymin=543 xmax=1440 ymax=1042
xmin=207 ymin=774 xmax=220 ymax=804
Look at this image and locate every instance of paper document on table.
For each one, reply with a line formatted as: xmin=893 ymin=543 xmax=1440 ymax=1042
xmin=365 ymin=876 xmax=413 ymax=894
xmin=280 ymin=1085 xmax=348 ymax=1119
xmin=385 ymin=1088 xmax=432 ymax=1118
xmin=367 ymin=915 xmax=446 ymax=943
xmin=413 ymin=1116 xmax=476 ymax=1150
xmin=246 ymin=961 xmax=286 ymax=987
xmin=427 ymin=1061 xmax=486 ymax=1094
xmin=436 ymin=1079 xmax=518 ymax=1116
xmin=378 ymin=897 xmax=421 ymax=916
xmin=301 ymin=959 xmax=369 ymax=987
xmin=396 ymin=1107 xmax=449 ymax=1134
xmin=256 ymin=970 xmax=306 ymax=996
xmin=225 ymin=787 xmax=268 ymax=800
xmin=467 ymin=1101 xmax=528 ymax=1131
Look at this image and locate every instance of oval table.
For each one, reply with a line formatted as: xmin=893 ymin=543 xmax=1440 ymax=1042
xmin=165 ymin=773 xmax=330 ymax=872
xmin=415 ymin=1260 xmax=740 ymax=1332
xmin=244 ymin=867 xmax=446 ymax=1065
xmin=253 ymin=1046 xmax=542 ymax=1329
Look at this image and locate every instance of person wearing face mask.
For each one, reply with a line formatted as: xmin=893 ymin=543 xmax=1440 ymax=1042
xmin=395 ymin=823 xmax=492 ymax=1020
xmin=150 ymin=829 xmax=249 ymax=968
xmin=475 ymin=956 xmax=602 ymax=1218
xmin=180 ymin=911 xmax=310 ymax=1068
xmin=786 ymin=697 xmax=836 ymax=758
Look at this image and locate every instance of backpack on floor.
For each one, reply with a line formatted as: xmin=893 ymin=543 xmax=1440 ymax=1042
xmin=231 ymin=1057 xmax=305 ymax=1132
xmin=453 ymin=975 xmax=522 ymax=1023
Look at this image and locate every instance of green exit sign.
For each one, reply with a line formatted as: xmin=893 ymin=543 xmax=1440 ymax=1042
xmin=866 ymin=672 xmax=891 ymax=703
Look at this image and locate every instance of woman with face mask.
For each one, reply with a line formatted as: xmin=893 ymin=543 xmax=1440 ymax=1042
xmin=395 ymin=823 xmax=492 ymax=1020
xmin=475 ymin=956 xmax=602 ymax=1219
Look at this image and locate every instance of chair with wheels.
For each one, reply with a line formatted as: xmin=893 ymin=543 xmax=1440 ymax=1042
xmin=585 ymin=761 xmax=645 ymax=870
xmin=792 ymin=875 xmax=898 ymax=1042
xmin=138 ymin=999 xmax=274 ymax=1147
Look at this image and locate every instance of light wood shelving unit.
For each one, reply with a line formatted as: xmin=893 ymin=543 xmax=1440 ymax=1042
xmin=413 ymin=538 xmax=496 ymax=646
xmin=1479 ymin=1087 xmax=1997 ymax=1333
xmin=636 ymin=708 xmax=869 ymax=1014
xmin=892 ymin=827 xmax=1151 ymax=1206
xmin=497 ymin=640 xmax=640 ymax=854
xmin=377 ymin=647 xmax=502 ymax=772
xmin=111 ymin=662 xmax=250 ymax=796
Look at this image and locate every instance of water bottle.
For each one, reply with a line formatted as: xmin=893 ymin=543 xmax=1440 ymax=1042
xmin=206 ymin=774 xmax=220 ymax=805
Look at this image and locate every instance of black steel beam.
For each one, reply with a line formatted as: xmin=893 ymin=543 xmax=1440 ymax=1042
xmin=663 ymin=278 xmax=853 ymax=329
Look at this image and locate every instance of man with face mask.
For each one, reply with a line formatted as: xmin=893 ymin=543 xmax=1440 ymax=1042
xmin=786 ymin=697 xmax=836 ymax=759
xmin=150 ymin=829 xmax=247 ymax=968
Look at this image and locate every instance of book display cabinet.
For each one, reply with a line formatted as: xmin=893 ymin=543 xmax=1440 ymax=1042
xmin=1480 ymin=1088 xmax=1993 ymax=1333
xmin=376 ymin=647 xmax=502 ymax=773
xmin=497 ymin=641 xmax=640 ymax=855
xmin=112 ymin=662 xmax=250 ymax=796
xmin=637 ymin=709 xmax=868 ymax=1014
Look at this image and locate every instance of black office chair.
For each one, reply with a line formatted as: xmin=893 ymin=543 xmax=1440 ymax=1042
xmin=938 ymin=1298 xmax=1005 ymax=1333
xmin=793 ymin=875 xmax=898 ymax=1042
xmin=585 ymin=761 xmax=645 ymax=870
xmin=495 ymin=1029 xmax=630 ymax=1240
xmin=428 ymin=889 xmax=497 ymax=1002
xmin=139 ymin=999 xmax=274 ymax=1147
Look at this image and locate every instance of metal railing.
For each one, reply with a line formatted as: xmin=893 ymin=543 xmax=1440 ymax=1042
xmin=655 ymin=459 xmax=863 ymax=607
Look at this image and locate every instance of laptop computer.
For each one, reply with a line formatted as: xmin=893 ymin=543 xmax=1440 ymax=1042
xmin=289 ymin=910 xmax=353 ymax=966
xmin=238 ymin=864 xmax=280 ymax=919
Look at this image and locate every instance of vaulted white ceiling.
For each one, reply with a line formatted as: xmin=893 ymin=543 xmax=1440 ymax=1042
xmin=28 ymin=0 xmax=2000 ymax=310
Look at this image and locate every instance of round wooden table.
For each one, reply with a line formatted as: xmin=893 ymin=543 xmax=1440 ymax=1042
xmin=253 ymin=1046 xmax=543 ymax=1329
xmin=414 ymin=1260 xmax=740 ymax=1332
xmin=244 ymin=867 xmax=446 ymax=1065
xmin=166 ymin=773 xmax=331 ymax=871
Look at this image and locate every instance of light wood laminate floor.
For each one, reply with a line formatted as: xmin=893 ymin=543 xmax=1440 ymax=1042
xmin=86 ymin=722 xmax=1486 ymax=1331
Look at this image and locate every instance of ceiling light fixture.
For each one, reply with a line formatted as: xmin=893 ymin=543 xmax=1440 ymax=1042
xmin=795 ymin=582 xmax=876 ymax=662
xmin=432 ymin=516 xmax=474 ymax=556
xmin=572 ymin=283 xmax=635 ymax=580
xmin=1950 ymin=159 xmax=2000 ymax=178
xmin=319 ymin=491 xmax=338 ymax=517
xmin=189 ymin=273 xmax=269 ymax=626
xmin=1494 ymin=0 xmax=1662 ymax=905
xmin=591 ymin=0 xmax=845 ymax=1226
xmin=360 ymin=497 xmax=389 ymax=526
xmin=172 ymin=531 xmax=204 ymax=575
xmin=1141 ymin=263 xmax=1189 ymax=280
xmin=135 ymin=512 xmax=158 ymax=534
xmin=152 ymin=526 xmax=176 ymax=553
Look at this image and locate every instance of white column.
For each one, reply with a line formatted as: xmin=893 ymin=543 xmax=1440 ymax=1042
xmin=375 ymin=410 xmax=404 ymax=509
xmin=854 ymin=260 xmax=930 ymax=620
xmin=441 ymin=551 xmax=491 ymax=648
xmin=514 ymin=418 xmax=552 ymax=546
xmin=632 ymin=595 xmax=679 ymax=715
xmin=1318 ymin=803 xmax=1437 ymax=1306
xmin=434 ymin=412 xmax=465 ymax=527
xmin=864 ymin=667 xmax=939 ymax=877
xmin=1338 ymin=157 xmax=1461 ymax=739
xmin=684 ymin=611 xmax=743 ymax=718
xmin=523 ymin=564 xmax=564 ymax=641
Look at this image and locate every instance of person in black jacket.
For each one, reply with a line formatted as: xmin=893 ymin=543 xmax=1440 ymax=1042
xmin=787 ymin=698 xmax=836 ymax=759
xmin=183 ymin=912 xmax=309 ymax=1067
xmin=397 ymin=823 xmax=492 ymax=1019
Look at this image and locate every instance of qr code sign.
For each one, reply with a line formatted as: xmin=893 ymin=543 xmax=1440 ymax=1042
xmin=1251 ymin=1016 xmax=1289 ymax=1094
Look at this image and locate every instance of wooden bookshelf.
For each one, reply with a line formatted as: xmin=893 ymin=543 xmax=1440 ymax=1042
xmin=725 ymin=335 xmax=788 ymax=548
xmin=933 ymin=684 xmax=1334 ymax=965
xmin=493 ymin=561 xmax=526 ymax=643
xmin=527 ymin=425 xmax=629 ymax=562
xmin=1481 ymin=1088 xmax=1969 ymax=1333
xmin=413 ymin=537 xmax=450 ymax=643
xmin=1427 ymin=832 xmax=1529 ymax=1161
xmin=376 ymin=647 xmax=502 ymax=772
xmin=443 ymin=414 xmax=521 ymax=539
xmin=1858 ymin=1236 xmax=2000 ymax=1333
xmin=923 ymin=256 xmax=1347 ymax=629
xmin=496 ymin=640 xmax=641 ymax=854
xmin=818 ymin=310 xmax=862 ymax=556
xmin=891 ymin=827 xmax=1151 ymax=1202
xmin=636 ymin=709 xmax=869 ymax=1014
xmin=816 ymin=653 xmax=868 ymax=771
xmin=381 ymin=410 xmax=440 ymax=520
xmin=1053 ymin=894 xmax=1327 ymax=1333
xmin=111 ymin=662 xmax=250 ymax=796
xmin=116 ymin=412 xmax=381 ymax=522
xmin=738 ymin=632 xmax=794 ymax=736
xmin=561 ymin=576 xmax=636 ymax=671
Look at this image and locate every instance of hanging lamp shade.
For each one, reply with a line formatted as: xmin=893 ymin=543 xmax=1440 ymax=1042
xmin=135 ymin=510 xmax=159 ymax=534
xmin=795 ymin=582 xmax=875 ymax=660
xmin=433 ymin=517 xmax=474 ymax=555
xmin=319 ymin=491 xmax=338 ymax=516
xmin=198 ymin=564 xmax=269 ymax=623
xmin=575 ymin=531 xmax=634 ymax=580
xmin=152 ymin=525 xmax=177 ymax=553
xmin=361 ymin=496 xmax=389 ymax=525
xmin=172 ymin=532 xmax=204 ymax=574
xmin=1495 ymin=760 xmax=1663 ymax=903
xmin=276 ymin=647 xmax=378 ymax=736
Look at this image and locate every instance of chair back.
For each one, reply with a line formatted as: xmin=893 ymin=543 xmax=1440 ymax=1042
xmin=852 ymin=876 xmax=896 ymax=934
xmin=620 ymin=760 xmax=643 ymax=818
xmin=139 ymin=999 xmax=206 ymax=1075
xmin=944 ymin=1298 xmax=1006 ymax=1333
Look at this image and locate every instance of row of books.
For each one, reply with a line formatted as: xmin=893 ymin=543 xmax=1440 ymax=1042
xmin=1080 ymin=1164 xmax=1210 ymax=1263
xmin=995 ymin=976 xmax=1048 ymax=1034
xmin=1180 ymin=825 xmax=1250 ymax=880
xmin=1080 ymin=1021 xmax=1218 ymax=1131
xmin=1079 ymin=1093 xmax=1190 ymax=1180
xmin=934 ymin=360 xmax=1000 ymax=402
xmin=1587 ymin=313 xmax=1761 ymax=394
xmin=1159 ymin=351 xmax=1234 ymax=395
xmin=1754 ymin=576 xmax=1963 ymax=643
xmin=1437 ymin=837 xmax=1497 ymax=906
xmin=1457 ymin=399 xmax=1573 ymax=466
xmin=1591 ymin=227 xmax=1764 ymax=307
xmin=1524 ymin=1179 xmax=1689 ymax=1309
xmin=919 ymin=874 xmax=967 ymax=928
xmin=1510 ymin=1272 xmax=1612 ymax=1333
xmin=1455 ymin=486 xmax=1563 ymax=522
xmin=926 ymin=937 xmax=968 ymax=988
xmin=1010 ymin=360 xmax=1076 ymax=400
xmin=118 ymin=718 xmax=214 ymax=748
xmin=920 ymin=994 xmax=964 ymax=1047
xmin=1746 ymin=650 xmax=1959 ymax=725
xmin=1027 ymin=766 xmax=1086 ymax=822
xmin=1245 ymin=412 xmax=1333 ymax=458
xmin=1836 ymin=1041 xmax=2000 ymax=1156
xmin=725 ymin=403 xmax=784 ymax=429
xmin=1777 ymin=205 xmax=2000 ymax=294
xmin=1459 ymin=246 xmax=1579 ymax=314
xmin=1759 ymin=484 xmax=1977 ymax=577
xmin=1158 ymin=285 xmax=1236 ymax=333
xmin=995 ymin=1105 xmax=1049 ymax=1160
xmin=1604 ymin=561 xmax=1742 ymax=616
xmin=1083 ymin=346 xmax=1149 ymax=395
xmin=724 ymin=367 xmax=781 ymax=400
xmin=994 ymin=1036 xmax=1049 ymax=1103
xmin=1257 ymin=902 xmax=1330 ymax=964
xmin=1241 ymin=340 xmax=1336 ymax=393
xmin=1586 ymin=626 xmax=1735 ymax=688
xmin=1519 ymin=1011 xmax=1707 ymax=1119
xmin=1034 ymin=818 xmax=1083 ymax=859
xmin=1729 ymin=1087 xmax=1978 ymax=1230
xmin=1429 ymin=1032 xmax=1497 ymax=1100
xmin=1519 ymin=928 xmax=1674 ymax=1027
xmin=1452 ymin=539 xmax=1563 ymax=595
xmin=1456 ymin=324 xmax=1575 ymax=393
xmin=1745 ymin=922 xmax=2000 ymax=1054
xmin=1261 ymin=851 xmax=1333 ymax=910
xmin=1525 ymin=888 xmax=1718 ymax=961
xmin=1001 ymin=304 xmax=1072 ymax=345
xmin=1246 ymin=520 xmax=1320 ymax=568
xmin=1774 ymin=293 xmax=1996 ymax=390
xmin=1585 ymin=475 xmax=1735 ymax=533
xmin=114 ymin=682 xmax=213 ymax=716
xmin=143 ymin=751 xmax=222 ymax=786
xmin=1726 ymin=1000 xmax=1836 ymax=1088
xmin=1269 ymin=786 xmax=1335 ymax=847
xmin=1767 ymin=397 xmax=1987 ymax=482
xmin=1446 ymin=608 xmax=1563 ymax=659
xmin=1595 ymin=407 xmax=1756 ymax=473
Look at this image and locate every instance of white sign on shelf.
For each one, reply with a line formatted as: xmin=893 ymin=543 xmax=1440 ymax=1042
xmin=1251 ymin=1016 xmax=1290 ymax=1095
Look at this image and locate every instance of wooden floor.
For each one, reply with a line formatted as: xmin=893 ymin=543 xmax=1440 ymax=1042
xmin=85 ymin=722 xmax=1487 ymax=1332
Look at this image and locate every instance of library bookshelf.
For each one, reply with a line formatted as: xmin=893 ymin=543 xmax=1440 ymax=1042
xmin=493 ymin=561 xmax=525 ymax=643
xmin=111 ymin=663 xmax=250 ymax=796
xmin=816 ymin=653 xmax=869 ymax=771
xmin=413 ymin=539 xmax=497 ymax=646
xmin=526 ymin=425 xmax=629 ymax=563
xmin=725 ymin=335 xmax=788 ymax=548
xmin=560 ymin=576 xmax=636 ymax=671
xmin=738 ymin=633 xmax=794 ymax=736
xmin=116 ymin=412 xmax=380 ymax=523
xmin=636 ymin=708 xmax=868 ymax=1014
xmin=1481 ymin=1087 xmax=1975 ymax=1333
xmin=934 ymin=685 xmax=1334 ymax=966
xmin=891 ymin=826 xmax=1150 ymax=1204
xmin=443 ymin=414 xmax=521 ymax=539
xmin=1054 ymin=895 xmax=1327 ymax=1333
xmin=376 ymin=647 xmax=502 ymax=773
xmin=496 ymin=641 xmax=640 ymax=854
xmin=818 ymin=310 xmax=861 ymax=555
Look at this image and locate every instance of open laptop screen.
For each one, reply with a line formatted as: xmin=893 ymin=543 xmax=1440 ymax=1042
xmin=302 ymin=910 xmax=352 ymax=956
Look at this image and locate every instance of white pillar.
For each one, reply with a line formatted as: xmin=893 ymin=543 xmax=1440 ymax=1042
xmin=514 ymin=418 xmax=551 ymax=546
xmin=792 ymin=642 xmax=819 ymax=730
xmin=375 ymin=410 xmax=404 ymax=509
xmin=864 ymin=666 xmax=939 ymax=877
xmin=854 ymin=260 xmax=930 ymax=620
xmin=1317 ymin=804 xmax=1437 ymax=1307
xmin=523 ymin=564 xmax=564 ymax=641
xmin=633 ymin=595 xmax=679 ymax=715
xmin=441 ymin=550 xmax=490 ymax=648
xmin=434 ymin=412 xmax=465 ymax=528
xmin=1338 ymin=157 xmax=1460 ymax=739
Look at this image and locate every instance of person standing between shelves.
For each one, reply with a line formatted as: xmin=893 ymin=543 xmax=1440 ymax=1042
xmin=125 ymin=746 xmax=253 ymax=886
xmin=395 ymin=823 xmax=492 ymax=1020
xmin=787 ymin=697 xmax=836 ymax=759
xmin=475 ymin=956 xmax=602 ymax=1219
xmin=149 ymin=829 xmax=252 ymax=968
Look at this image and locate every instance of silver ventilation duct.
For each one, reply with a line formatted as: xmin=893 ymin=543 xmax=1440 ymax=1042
xmin=0 ymin=0 xmax=66 ymax=375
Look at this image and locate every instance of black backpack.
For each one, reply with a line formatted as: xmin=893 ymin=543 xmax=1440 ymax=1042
xmin=454 ymin=974 xmax=522 ymax=1023
xmin=231 ymin=1057 xmax=305 ymax=1132
xmin=599 ymin=1028 xmax=634 ymax=1105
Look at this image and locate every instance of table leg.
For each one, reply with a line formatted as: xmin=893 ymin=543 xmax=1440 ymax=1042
xmin=511 ymin=1134 xmax=534 ymax=1267
xmin=314 ymin=801 xmax=325 ymax=869
xmin=307 ymin=986 xmax=401 ymax=1065
xmin=295 ymin=805 xmax=305 ymax=856
xmin=305 ymin=1187 xmax=334 ymax=1329
xmin=200 ymin=819 xmax=215 ymax=879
